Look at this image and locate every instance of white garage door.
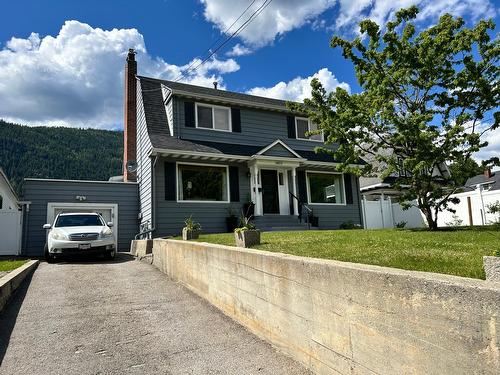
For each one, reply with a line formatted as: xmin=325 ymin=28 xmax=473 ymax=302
xmin=47 ymin=203 xmax=118 ymax=244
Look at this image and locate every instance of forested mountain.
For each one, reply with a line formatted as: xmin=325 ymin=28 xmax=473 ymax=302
xmin=0 ymin=120 xmax=123 ymax=195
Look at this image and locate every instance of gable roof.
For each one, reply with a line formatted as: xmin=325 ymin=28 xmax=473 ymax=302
xmin=464 ymin=171 xmax=500 ymax=191
xmin=255 ymin=140 xmax=302 ymax=159
xmin=0 ymin=168 xmax=19 ymax=203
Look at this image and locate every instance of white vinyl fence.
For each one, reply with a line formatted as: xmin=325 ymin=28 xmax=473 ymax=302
xmin=362 ymin=198 xmax=425 ymax=229
xmin=437 ymin=189 xmax=500 ymax=227
xmin=0 ymin=210 xmax=22 ymax=255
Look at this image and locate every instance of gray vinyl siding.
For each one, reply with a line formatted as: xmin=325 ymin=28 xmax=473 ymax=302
xmin=172 ymin=96 xmax=335 ymax=152
xmin=136 ymin=81 xmax=153 ymax=227
xmin=22 ymin=180 xmax=139 ymax=256
xmin=154 ymin=157 xmax=250 ymax=236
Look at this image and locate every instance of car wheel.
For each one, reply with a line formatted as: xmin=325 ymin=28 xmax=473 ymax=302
xmin=44 ymin=244 xmax=56 ymax=263
xmin=105 ymin=248 xmax=116 ymax=260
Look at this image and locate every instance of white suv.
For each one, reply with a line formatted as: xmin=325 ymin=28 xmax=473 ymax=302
xmin=43 ymin=212 xmax=116 ymax=262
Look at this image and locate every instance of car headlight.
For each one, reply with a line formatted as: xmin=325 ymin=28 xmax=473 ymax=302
xmin=100 ymin=227 xmax=113 ymax=239
xmin=50 ymin=230 xmax=68 ymax=240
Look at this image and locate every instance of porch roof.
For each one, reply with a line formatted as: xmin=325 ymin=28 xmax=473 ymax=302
xmin=150 ymin=137 xmax=364 ymax=165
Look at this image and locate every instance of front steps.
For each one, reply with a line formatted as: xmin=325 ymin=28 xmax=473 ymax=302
xmin=253 ymin=215 xmax=316 ymax=231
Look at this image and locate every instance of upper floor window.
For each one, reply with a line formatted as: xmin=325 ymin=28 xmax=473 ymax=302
xmin=295 ymin=117 xmax=323 ymax=142
xmin=196 ymin=103 xmax=231 ymax=132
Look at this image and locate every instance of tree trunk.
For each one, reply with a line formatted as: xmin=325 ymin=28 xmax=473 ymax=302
xmin=420 ymin=205 xmax=438 ymax=231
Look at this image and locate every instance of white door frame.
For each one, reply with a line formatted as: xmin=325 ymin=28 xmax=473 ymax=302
xmin=46 ymin=202 xmax=118 ymax=243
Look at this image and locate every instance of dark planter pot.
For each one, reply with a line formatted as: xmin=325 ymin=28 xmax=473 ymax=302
xmin=243 ymin=202 xmax=255 ymax=218
xmin=182 ymin=228 xmax=200 ymax=241
xmin=235 ymin=229 xmax=261 ymax=248
xmin=226 ymin=216 xmax=239 ymax=233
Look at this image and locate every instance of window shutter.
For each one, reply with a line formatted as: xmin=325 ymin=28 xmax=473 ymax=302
xmin=344 ymin=174 xmax=353 ymax=204
xmin=184 ymin=101 xmax=195 ymax=127
xmin=287 ymin=116 xmax=296 ymax=138
xmin=297 ymin=170 xmax=307 ymax=202
xmin=231 ymin=108 xmax=241 ymax=132
xmin=164 ymin=162 xmax=176 ymax=200
xmin=229 ymin=166 xmax=240 ymax=202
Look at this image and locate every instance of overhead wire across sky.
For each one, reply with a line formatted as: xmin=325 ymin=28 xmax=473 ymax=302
xmin=173 ymin=0 xmax=274 ymax=83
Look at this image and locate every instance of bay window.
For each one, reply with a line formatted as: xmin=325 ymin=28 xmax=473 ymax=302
xmin=177 ymin=163 xmax=229 ymax=202
xmin=307 ymin=172 xmax=345 ymax=204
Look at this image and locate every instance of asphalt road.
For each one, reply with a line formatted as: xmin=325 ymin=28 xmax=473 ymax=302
xmin=0 ymin=254 xmax=309 ymax=375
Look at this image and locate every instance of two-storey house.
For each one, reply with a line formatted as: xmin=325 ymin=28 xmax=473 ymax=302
xmin=123 ymin=50 xmax=364 ymax=236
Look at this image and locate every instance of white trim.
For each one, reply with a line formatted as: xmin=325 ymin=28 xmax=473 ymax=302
xmin=46 ymin=202 xmax=119 ymax=244
xmin=170 ymin=88 xmax=290 ymax=113
xmin=24 ymin=178 xmax=138 ymax=185
xmin=254 ymin=139 xmax=303 ymax=159
xmin=176 ymin=161 xmax=230 ymax=203
xmin=195 ymin=102 xmax=232 ymax=132
xmin=306 ymin=170 xmax=347 ymax=206
xmin=295 ymin=117 xmax=324 ymax=142
xmin=360 ymin=182 xmax=391 ymax=192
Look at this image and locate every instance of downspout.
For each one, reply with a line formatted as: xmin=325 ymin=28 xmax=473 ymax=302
xmin=151 ymin=154 xmax=159 ymax=238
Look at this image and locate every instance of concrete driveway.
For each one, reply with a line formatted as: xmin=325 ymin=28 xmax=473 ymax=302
xmin=0 ymin=254 xmax=309 ymax=375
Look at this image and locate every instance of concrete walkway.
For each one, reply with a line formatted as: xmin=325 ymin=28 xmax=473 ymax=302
xmin=0 ymin=254 xmax=309 ymax=375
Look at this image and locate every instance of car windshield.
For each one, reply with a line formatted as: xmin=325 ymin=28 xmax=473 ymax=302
xmin=55 ymin=214 xmax=104 ymax=227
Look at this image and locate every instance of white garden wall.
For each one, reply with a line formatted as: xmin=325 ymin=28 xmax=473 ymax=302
xmin=362 ymin=198 xmax=425 ymax=229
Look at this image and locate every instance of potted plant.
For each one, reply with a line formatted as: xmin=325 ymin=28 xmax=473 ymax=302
xmin=182 ymin=215 xmax=201 ymax=240
xmin=234 ymin=214 xmax=260 ymax=248
xmin=226 ymin=207 xmax=239 ymax=233
xmin=483 ymin=249 xmax=500 ymax=282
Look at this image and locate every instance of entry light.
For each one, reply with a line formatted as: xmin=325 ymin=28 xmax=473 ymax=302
xmin=75 ymin=195 xmax=87 ymax=201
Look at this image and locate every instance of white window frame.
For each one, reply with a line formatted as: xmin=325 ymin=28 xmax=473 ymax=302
xmin=295 ymin=117 xmax=324 ymax=142
xmin=195 ymin=103 xmax=232 ymax=132
xmin=306 ymin=170 xmax=346 ymax=206
xmin=176 ymin=161 xmax=230 ymax=203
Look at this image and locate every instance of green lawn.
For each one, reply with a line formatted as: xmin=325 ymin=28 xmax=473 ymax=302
xmin=0 ymin=260 xmax=28 ymax=273
xmin=187 ymin=228 xmax=500 ymax=279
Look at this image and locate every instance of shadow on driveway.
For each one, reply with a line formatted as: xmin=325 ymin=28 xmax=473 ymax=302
xmin=0 ymin=271 xmax=34 ymax=366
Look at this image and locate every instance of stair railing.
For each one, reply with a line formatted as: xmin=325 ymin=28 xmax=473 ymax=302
xmin=289 ymin=192 xmax=314 ymax=229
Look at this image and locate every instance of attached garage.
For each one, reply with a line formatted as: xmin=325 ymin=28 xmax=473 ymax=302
xmin=22 ymin=179 xmax=139 ymax=257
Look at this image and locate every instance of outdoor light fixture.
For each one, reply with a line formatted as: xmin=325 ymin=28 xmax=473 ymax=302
xmin=75 ymin=195 xmax=87 ymax=201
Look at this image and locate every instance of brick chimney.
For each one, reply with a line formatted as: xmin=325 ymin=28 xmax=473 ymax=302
xmin=123 ymin=48 xmax=137 ymax=182
xmin=484 ymin=167 xmax=493 ymax=179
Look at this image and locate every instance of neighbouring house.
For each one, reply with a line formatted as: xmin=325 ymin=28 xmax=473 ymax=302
xmin=122 ymin=50 xmax=365 ymax=236
xmin=0 ymin=168 xmax=22 ymax=255
xmin=437 ymin=168 xmax=500 ymax=227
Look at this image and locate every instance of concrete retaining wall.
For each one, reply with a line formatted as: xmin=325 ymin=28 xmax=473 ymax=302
xmin=0 ymin=260 xmax=39 ymax=311
xmin=136 ymin=239 xmax=500 ymax=375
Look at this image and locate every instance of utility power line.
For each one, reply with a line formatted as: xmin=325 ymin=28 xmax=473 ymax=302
xmin=174 ymin=0 xmax=274 ymax=83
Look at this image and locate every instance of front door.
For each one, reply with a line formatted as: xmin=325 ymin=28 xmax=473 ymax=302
xmin=261 ymin=169 xmax=279 ymax=214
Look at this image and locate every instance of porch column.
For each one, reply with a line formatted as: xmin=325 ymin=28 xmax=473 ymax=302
xmin=292 ymin=167 xmax=298 ymax=216
xmin=254 ymin=164 xmax=262 ymax=216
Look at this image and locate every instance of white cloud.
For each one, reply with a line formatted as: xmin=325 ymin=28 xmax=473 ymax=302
xmin=201 ymin=0 xmax=336 ymax=48
xmin=475 ymin=127 xmax=500 ymax=164
xmin=335 ymin=0 xmax=497 ymax=33
xmin=247 ymin=68 xmax=349 ymax=101
xmin=226 ymin=43 xmax=253 ymax=57
xmin=0 ymin=21 xmax=239 ymax=129
xmin=200 ymin=0 xmax=497 ymax=48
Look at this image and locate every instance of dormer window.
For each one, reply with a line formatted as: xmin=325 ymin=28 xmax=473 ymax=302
xmin=295 ymin=117 xmax=323 ymax=141
xmin=195 ymin=103 xmax=232 ymax=132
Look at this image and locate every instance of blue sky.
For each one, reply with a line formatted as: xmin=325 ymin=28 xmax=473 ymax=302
xmin=0 ymin=0 xmax=499 ymax=162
